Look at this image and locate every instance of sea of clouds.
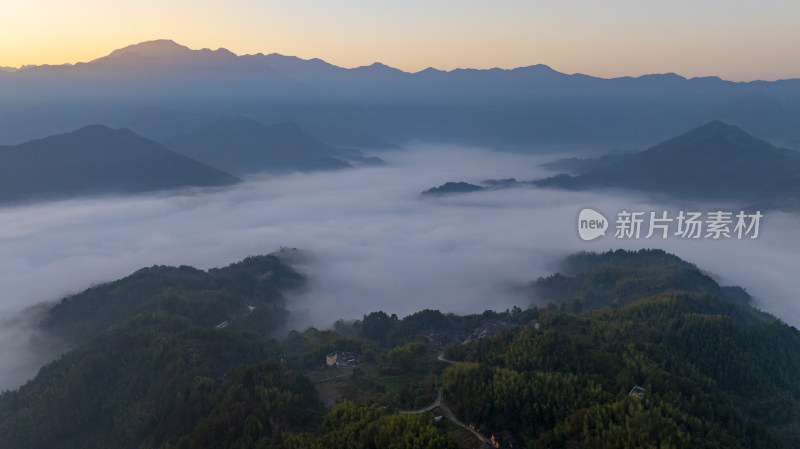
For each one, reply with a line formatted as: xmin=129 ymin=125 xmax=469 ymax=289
xmin=1 ymin=144 xmax=798 ymax=390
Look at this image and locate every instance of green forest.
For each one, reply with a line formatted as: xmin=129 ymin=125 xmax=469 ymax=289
xmin=1 ymin=249 xmax=799 ymax=448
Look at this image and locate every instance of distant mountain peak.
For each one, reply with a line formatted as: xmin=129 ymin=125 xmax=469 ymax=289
xmin=30 ymin=124 xmax=181 ymax=152
xmin=694 ymin=119 xmax=736 ymax=132
xmin=74 ymin=123 xmax=114 ymax=132
xmin=634 ymin=72 xmax=687 ymax=82
xmin=104 ymin=39 xmax=192 ymax=59
xmin=0 ymin=125 xmax=239 ymax=204
xmin=521 ymin=63 xmax=558 ymax=72
xmin=92 ymin=40 xmax=237 ymax=67
xmin=666 ymin=120 xmax=753 ymax=145
xmin=355 ymin=62 xmax=405 ymax=74
xmin=164 ymin=118 xmax=352 ymax=176
xmin=36 ymin=124 xmax=135 ymax=144
xmin=534 ymin=120 xmax=800 ymax=205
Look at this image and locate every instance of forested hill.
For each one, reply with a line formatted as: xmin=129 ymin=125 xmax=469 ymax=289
xmin=2 ymin=249 xmax=799 ymax=448
xmin=0 ymin=252 xmax=457 ymax=449
xmin=442 ymin=250 xmax=800 ymax=448
xmin=443 ymin=292 xmax=800 ymax=448
xmin=527 ymin=248 xmax=763 ymax=318
xmin=42 ymin=253 xmax=306 ymax=344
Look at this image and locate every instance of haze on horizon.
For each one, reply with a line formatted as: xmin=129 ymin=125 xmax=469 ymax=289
xmin=2 ymin=0 xmax=800 ymax=81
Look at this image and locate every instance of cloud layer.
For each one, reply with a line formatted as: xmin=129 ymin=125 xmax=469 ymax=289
xmin=1 ymin=144 xmax=798 ymax=390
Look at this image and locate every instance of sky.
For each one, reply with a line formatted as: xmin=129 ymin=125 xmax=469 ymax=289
xmin=2 ymin=145 xmax=800 ymax=390
xmin=1 ymin=0 xmax=799 ymax=81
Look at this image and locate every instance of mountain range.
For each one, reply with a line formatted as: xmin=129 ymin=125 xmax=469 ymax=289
xmin=421 ymin=121 xmax=800 ymax=208
xmin=0 ymin=125 xmax=239 ymax=204
xmin=0 ymin=114 xmax=387 ymax=205
xmin=163 ymin=117 xmax=355 ymax=176
xmin=533 ymin=121 xmax=800 ymax=205
xmin=3 ymin=39 xmax=800 ymax=150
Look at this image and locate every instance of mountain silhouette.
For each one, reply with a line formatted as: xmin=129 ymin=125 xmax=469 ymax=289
xmin=14 ymin=39 xmax=286 ymax=83
xmin=5 ymin=40 xmax=800 ymax=151
xmin=88 ymin=39 xmax=240 ymax=72
xmin=163 ymin=117 xmax=353 ymax=176
xmin=102 ymin=39 xmax=207 ymax=60
xmin=0 ymin=125 xmax=240 ymax=204
xmin=535 ymin=121 xmax=800 ymax=204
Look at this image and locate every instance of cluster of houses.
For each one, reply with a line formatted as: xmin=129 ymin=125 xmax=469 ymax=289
xmin=321 ymin=318 xmax=542 ymax=368
xmin=325 ymin=351 xmax=360 ymax=368
xmin=463 ymin=319 xmax=513 ymax=342
xmin=471 ymin=320 xmax=511 ymax=340
xmin=464 ymin=319 xmax=540 ymax=343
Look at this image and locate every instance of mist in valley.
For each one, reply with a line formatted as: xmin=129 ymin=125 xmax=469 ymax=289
xmin=1 ymin=144 xmax=798 ymax=391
